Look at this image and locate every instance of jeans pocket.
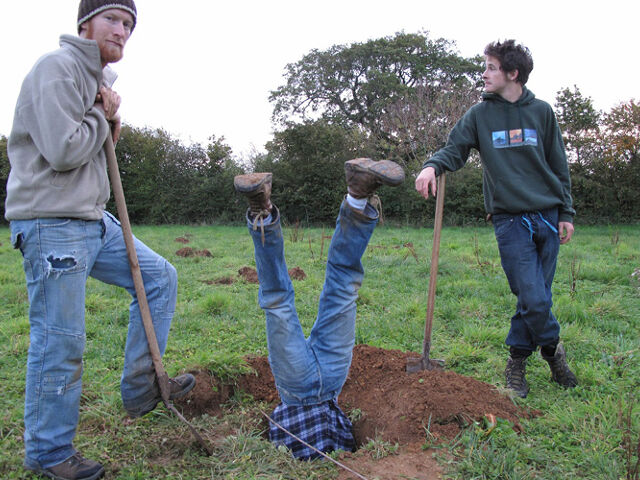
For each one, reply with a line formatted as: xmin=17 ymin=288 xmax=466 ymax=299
xmin=493 ymin=215 xmax=517 ymax=239
xmin=104 ymin=211 xmax=121 ymax=226
xmin=42 ymin=375 xmax=67 ymax=396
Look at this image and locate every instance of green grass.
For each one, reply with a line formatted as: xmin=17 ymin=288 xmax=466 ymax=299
xmin=1 ymin=223 xmax=638 ymax=479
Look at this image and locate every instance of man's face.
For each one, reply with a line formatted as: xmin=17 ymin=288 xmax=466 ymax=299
xmin=482 ymin=55 xmax=515 ymax=96
xmin=80 ymin=9 xmax=134 ymax=66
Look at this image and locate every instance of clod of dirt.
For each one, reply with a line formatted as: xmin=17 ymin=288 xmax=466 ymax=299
xmin=236 ymin=266 xmax=306 ymax=284
xmin=238 ymin=266 xmax=259 ymax=284
xmin=177 ymin=372 xmax=234 ymax=419
xmin=176 ymin=344 xmax=537 ymax=447
xmin=175 ymin=236 xmax=190 ymax=244
xmin=176 ymin=247 xmax=212 ymax=258
xmin=288 ymin=267 xmax=307 ymax=280
xmin=201 ymin=277 xmax=235 ymax=285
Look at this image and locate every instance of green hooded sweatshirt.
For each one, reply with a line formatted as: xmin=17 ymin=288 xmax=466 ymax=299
xmin=423 ymin=88 xmax=575 ymax=223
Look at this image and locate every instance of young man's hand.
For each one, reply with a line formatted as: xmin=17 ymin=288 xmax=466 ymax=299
xmin=558 ymin=222 xmax=574 ymax=244
xmin=415 ymin=166 xmax=437 ymax=199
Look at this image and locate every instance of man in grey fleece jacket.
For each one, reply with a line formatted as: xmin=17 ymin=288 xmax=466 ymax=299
xmin=5 ymin=2 xmax=194 ymax=479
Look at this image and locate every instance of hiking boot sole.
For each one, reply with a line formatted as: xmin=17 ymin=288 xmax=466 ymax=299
xmin=234 ymin=173 xmax=272 ymax=194
xmin=345 ymin=158 xmax=405 ymax=186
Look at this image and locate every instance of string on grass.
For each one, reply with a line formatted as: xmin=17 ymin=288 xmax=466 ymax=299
xmin=260 ymin=410 xmax=370 ymax=480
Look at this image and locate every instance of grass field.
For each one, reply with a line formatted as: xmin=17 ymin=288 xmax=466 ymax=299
xmin=0 ymin=221 xmax=638 ymax=479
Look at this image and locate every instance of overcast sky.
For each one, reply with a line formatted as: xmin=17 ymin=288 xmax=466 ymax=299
xmin=2 ymin=1 xmax=638 ymax=157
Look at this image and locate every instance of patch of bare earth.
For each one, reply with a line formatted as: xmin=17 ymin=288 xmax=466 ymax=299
xmin=238 ymin=266 xmax=259 ymax=283
xmin=237 ymin=266 xmax=307 ymax=283
xmin=175 ymin=247 xmax=212 ymax=257
xmin=336 ymin=444 xmax=443 ymax=480
xmin=201 ymin=277 xmax=235 ymax=285
xmin=288 ymin=267 xmax=307 ymax=280
xmin=175 ymin=344 xmax=537 ymax=479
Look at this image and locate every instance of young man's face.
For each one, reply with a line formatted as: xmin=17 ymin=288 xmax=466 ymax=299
xmin=80 ymin=9 xmax=134 ymax=66
xmin=482 ymin=55 xmax=516 ymax=96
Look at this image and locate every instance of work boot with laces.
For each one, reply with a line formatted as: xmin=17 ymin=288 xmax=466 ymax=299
xmin=234 ymin=173 xmax=273 ymax=221
xmin=505 ymin=356 xmax=529 ymax=398
xmin=167 ymin=372 xmax=196 ymax=400
xmin=130 ymin=373 xmax=196 ymax=418
xmin=234 ymin=173 xmax=274 ymax=243
xmin=25 ymin=452 xmax=104 ymax=480
xmin=541 ymin=343 xmax=578 ymax=388
xmin=344 ymin=158 xmax=405 ymax=199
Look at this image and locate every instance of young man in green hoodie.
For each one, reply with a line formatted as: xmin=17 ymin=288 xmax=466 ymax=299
xmin=415 ymin=39 xmax=577 ymax=398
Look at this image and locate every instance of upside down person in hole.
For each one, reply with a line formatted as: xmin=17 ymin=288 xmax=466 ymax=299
xmin=234 ymin=158 xmax=404 ymax=459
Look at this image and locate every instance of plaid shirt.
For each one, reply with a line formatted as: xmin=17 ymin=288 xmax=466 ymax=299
xmin=268 ymin=399 xmax=356 ymax=460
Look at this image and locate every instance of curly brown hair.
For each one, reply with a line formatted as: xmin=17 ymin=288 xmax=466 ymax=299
xmin=484 ymin=40 xmax=533 ymax=85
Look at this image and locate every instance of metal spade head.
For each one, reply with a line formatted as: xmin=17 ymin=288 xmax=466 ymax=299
xmin=406 ymin=355 xmax=445 ymax=373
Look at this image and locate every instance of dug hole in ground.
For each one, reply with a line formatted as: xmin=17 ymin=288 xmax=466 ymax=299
xmin=175 ymin=339 xmax=537 ymax=480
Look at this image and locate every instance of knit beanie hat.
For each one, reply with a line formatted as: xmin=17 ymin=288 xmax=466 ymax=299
xmin=77 ymin=0 xmax=137 ymax=33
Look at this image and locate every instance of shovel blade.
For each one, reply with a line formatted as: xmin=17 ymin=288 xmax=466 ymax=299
xmin=406 ymin=356 xmax=445 ymax=373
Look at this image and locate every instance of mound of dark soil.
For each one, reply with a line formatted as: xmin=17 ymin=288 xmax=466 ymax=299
xmin=176 ymin=247 xmax=212 ymax=258
xmin=288 ymin=267 xmax=307 ymax=280
xmin=176 ymin=344 xmax=538 ymax=479
xmin=177 ymin=344 xmax=535 ymax=446
xmin=236 ymin=266 xmax=307 ymax=283
xmin=238 ymin=266 xmax=259 ymax=283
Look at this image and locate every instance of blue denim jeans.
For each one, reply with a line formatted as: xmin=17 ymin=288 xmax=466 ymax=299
xmin=248 ymin=200 xmax=378 ymax=406
xmin=492 ymin=208 xmax=561 ymax=352
xmin=10 ymin=212 xmax=177 ymax=469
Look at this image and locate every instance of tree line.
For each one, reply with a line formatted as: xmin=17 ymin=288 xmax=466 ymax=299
xmin=1 ymin=32 xmax=638 ymax=226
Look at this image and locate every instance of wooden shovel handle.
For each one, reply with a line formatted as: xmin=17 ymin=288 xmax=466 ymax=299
xmin=104 ymin=134 xmax=171 ymax=401
xmin=104 ymin=134 xmax=214 ymax=455
xmin=422 ymin=173 xmax=446 ymax=357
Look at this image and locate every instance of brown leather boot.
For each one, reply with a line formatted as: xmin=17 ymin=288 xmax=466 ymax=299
xmin=234 ymin=172 xmax=273 ymax=219
xmin=25 ymin=452 xmax=104 ymax=480
xmin=234 ymin=172 xmax=274 ymax=244
xmin=344 ymin=158 xmax=405 ymax=198
xmin=129 ymin=373 xmax=197 ymax=418
xmin=541 ymin=343 xmax=578 ymax=388
xmin=505 ymin=356 xmax=529 ymax=398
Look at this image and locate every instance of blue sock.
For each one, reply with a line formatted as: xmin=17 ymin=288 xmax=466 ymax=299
xmin=346 ymin=194 xmax=367 ymax=211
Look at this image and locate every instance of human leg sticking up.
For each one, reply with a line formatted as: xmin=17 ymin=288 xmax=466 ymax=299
xmin=234 ymin=158 xmax=404 ymax=459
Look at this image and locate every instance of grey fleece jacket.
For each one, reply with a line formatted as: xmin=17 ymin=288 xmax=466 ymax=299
xmin=5 ymin=35 xmax=112 ymax=221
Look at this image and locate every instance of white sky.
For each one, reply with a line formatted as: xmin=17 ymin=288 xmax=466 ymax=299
xmin=2 ymin=1 xmax=638 ymax=157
